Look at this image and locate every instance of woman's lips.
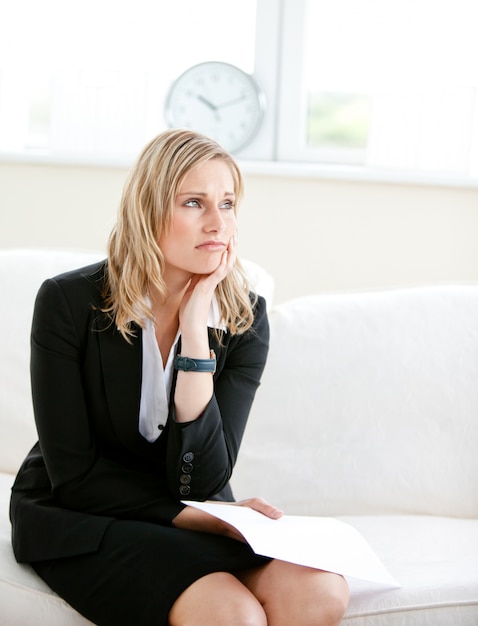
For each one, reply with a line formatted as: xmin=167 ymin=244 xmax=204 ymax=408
xmin=195 ymin=241 xmax=227 ymax=252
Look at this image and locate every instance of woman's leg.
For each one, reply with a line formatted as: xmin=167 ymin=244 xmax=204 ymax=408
xmin=168 ymin=571 xmax=267 ymax=626
xmin=237 ymin=560 xmax=350 ymax=626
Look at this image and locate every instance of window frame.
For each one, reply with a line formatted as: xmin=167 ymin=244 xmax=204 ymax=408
xmin=252 ymin=0 xmax=369 ymax=164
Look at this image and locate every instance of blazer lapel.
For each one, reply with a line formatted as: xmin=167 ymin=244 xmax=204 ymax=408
xmin=96 ymin=321 xmax=145 ymax=447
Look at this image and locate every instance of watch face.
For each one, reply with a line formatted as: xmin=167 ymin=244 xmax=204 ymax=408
xmin=165 ymin=61 xmax=265 ymax=153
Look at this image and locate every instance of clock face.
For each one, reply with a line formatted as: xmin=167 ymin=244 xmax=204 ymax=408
xmin=165 ymin=62 xmax=265 ymax=153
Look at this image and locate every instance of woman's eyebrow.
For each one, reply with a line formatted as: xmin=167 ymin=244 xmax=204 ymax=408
xmin=177 ymin=191 xmax=235 ymax=197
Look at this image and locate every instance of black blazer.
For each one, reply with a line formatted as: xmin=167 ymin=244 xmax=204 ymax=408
xmin=10 ymin=262 xmax=269 ymax=563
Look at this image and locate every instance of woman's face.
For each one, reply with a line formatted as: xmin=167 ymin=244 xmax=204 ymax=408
xmin=159 ymin=158 xmax=237 ymax=282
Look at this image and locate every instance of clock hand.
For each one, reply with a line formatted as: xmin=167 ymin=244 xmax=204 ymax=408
xmin=216 ymin=94 xmax=246 ymax=109
xmin=197 ymin=94 xmax=218 ymax=111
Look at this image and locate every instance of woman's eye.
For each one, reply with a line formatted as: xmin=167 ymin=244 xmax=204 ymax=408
xmin=220 ymin=201 xmax=235 ymax=210
xmin=184 ymin=199 xmax=201 ymax=208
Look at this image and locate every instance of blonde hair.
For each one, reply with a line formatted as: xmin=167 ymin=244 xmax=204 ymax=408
xmin=103 ymin=128 xmax=256 ymax=341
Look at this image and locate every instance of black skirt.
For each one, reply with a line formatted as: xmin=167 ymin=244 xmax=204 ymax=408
xmin=33 ymin=519 xmax=270 ymax=626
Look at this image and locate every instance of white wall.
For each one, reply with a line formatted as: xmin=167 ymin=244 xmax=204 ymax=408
xmin=241 ymin=173 xmax=478 ymax=302
xmin=1 ymin=161 xmax=477 ymax=303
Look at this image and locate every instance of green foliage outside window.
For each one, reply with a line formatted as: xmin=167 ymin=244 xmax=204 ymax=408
xmin=307 ymin=92 xmax=371 ymax=149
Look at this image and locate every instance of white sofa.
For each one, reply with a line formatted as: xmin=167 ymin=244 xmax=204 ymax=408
xmin=1 ymin=248 xmax=477 ymax=625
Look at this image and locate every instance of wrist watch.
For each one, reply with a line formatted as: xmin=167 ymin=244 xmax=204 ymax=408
xmin=174 ymin=350 xmax=216 ymax=373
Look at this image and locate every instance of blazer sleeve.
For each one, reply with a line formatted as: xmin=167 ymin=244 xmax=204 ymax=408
xmin=30 ymin=277 xmax=184 ymax=524
xmin=166 ymin=295 xmax=270 ymax=501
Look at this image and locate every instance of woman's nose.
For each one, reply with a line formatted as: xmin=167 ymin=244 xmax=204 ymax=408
xmin=204 ymin=208 xmax=226 ymax=232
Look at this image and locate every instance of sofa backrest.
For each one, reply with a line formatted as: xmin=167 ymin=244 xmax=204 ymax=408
xmin=0 ymin=247 xmax=274 ymax=476
xmin=232 ymin=286 xmax=478 ymax=518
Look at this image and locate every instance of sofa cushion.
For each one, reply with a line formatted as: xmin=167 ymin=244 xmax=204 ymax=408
xmin=233 ymin=286 xmax=478 ymax=518
xmin=0 ymin=472 xmax=94 ymax=625
xmin=342 ymin=515 xmax=478 ymax=625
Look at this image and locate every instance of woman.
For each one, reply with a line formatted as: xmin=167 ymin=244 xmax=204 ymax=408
xmin=10 ymin=129 xmax=349 ymax=626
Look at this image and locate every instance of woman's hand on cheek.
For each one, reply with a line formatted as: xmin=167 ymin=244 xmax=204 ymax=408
xmin=178 ymin=235 xmax=237 ymax=332
xmin=209 ymin=234 xmax=237 ymax=285
xmin=193 ymin=233 xmax=236 ymax=292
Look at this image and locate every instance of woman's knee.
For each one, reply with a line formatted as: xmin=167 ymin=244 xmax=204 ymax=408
xmin=238 ymin=560 xmax=349 ymax=626
xmin=296 ymin=570 xmax=349 ymax=626
xmin=313 ymin=573 xmax=349 ymax=625
xmin=168 ymin=571 xmax=267 ymax=626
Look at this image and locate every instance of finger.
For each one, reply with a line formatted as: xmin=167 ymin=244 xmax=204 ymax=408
xmin=184 ymin=275 xmax=200 ymax=294
xmin=229 ymin=232 xmax=238 ymax=256
xmin=237 ymin=497 xmax=283 ymax=520
xmin=222 ymin=237 xmax=237 ymax=274
xmin=210 ymin=243 xmax=234 ymax=282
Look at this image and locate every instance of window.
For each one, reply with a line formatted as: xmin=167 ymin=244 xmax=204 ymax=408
xmin=1 ymin=0 xmax=477 ymax=183
xmin=275 ymin=0 xmax=478 ymax=180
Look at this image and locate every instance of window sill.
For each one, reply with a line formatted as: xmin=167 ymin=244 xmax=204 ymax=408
xmin=1 ymin=151 xmax=478 ymax=190
xmin=238 ymin=159 xmax=478 ymax=190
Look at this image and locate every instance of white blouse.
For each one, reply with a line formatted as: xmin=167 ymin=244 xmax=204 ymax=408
xmin=138 ymin=296 xmax=226 ymax=443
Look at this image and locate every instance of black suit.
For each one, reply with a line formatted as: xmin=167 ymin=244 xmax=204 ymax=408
xmin=10 ymin=261 xmax=269 ymax=565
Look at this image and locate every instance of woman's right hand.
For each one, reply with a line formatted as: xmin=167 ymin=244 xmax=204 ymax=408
xmin=172 ymin=497 xmax=283 ymax=542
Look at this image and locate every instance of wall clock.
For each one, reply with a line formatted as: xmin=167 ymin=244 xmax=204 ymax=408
xmin=165 ymin=61 xmax=265 ymax=154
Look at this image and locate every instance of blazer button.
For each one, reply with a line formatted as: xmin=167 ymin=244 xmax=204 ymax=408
xmin=180 ymin=474 xmax=191 ymax=485
xmin=179 ymin=485 xmax=191 ymax=496
xmin=181 ymin=463 xmax=193 ymax=473
xmin=183 ymin=452 xmax=194 ymax=463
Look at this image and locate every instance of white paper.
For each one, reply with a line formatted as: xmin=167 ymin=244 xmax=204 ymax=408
xmin=183 ymin=500 xmax=400 ymax=588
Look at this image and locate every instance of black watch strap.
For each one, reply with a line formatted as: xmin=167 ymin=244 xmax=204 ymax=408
xmin=174 ymin=351 xmax=216 ymax=373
